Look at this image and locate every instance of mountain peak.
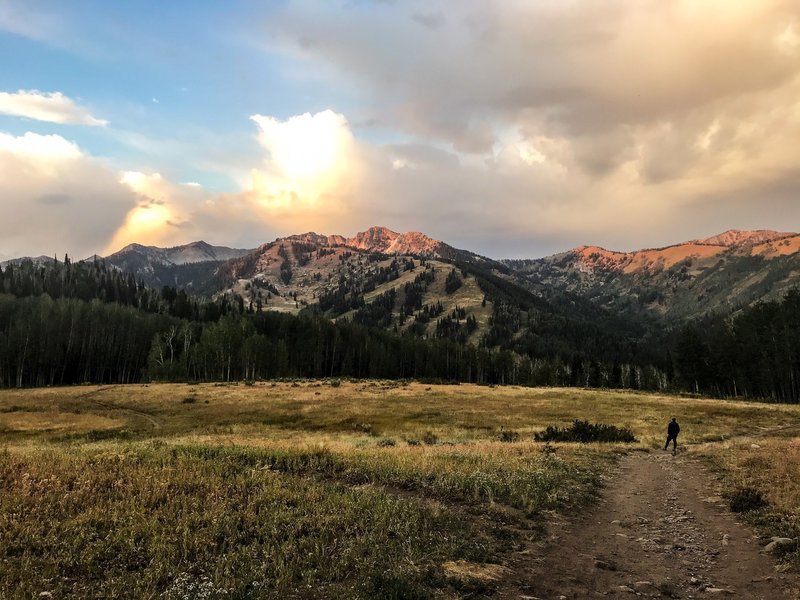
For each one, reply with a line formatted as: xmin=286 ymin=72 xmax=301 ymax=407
xmin=345 ymin=227 xmax=447 ymax=256
xmin=182 ymin=240 xmax=213 ymax=250
xmin=347 ymin=226 xmax=399 ymax=249
xmin=105 ymin=240 xmax=251 ymax=267
xmin=694 ymin=229 xmax=796 ymax=247
xmin=566 ymin=229 xmax=800 ymax=275
xmin=119 ymin=242 xmax=149 ymax=253
xmin=275 ymin=226 xmax=451 ymax=257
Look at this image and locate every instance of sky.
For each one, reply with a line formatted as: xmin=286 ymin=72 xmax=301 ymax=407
xmin=0 ymin=0 xmax=799 ymax=260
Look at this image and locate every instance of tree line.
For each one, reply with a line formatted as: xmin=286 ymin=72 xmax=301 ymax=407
xmin=4 ymin=255 xmax=798 ymax=402
xmin=674 ymin=289 xmax=800 ymax=402
xmin=0 ymin=258 xmax=669 ymax=390
xmin=0 ymin=291 xmax=669 ymax=390
xmin=0 ymin=256 xmax=244 ymax=321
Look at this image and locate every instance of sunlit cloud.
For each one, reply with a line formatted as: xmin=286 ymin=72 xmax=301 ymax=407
xmin=248 ymin=110 xmax=360 ymax=214
xmin=0 ymin=132 xmax=134 ymax=258
xmin=251 ymin=0 xmax=800 ymax=254
xmin=104 ymin=172 xmax=204 ymax=252
xmin=0 ymin=131 xmax=82 ymax=161
xmin=0 ymin=90 xmax=108 ymax=126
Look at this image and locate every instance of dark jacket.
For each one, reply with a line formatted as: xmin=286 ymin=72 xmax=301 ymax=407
xmin=667 ymin=421 xmax=680 ymax=437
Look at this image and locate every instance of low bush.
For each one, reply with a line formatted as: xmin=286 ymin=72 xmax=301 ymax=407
xmin=353 ymin=422 xmax=375 ymax=435
xmin=498 ymin=429 xmax=520 ymax=443
xmin=728 ymin=487 xmax=768 ymax=513
xmin=423 ymin=431 xmax=439 ymax=446
xmin=533 ymin=420 xmax=637 ymax=443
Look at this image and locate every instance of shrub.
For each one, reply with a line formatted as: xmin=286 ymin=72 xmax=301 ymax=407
xmin=423 ymin=431 xmax=438 ymax=446
xmin=533 ymin=420 xmax=637 ymax=444
xmin=377 ymin=438 xmax=396 ymax=448
xmin=728 ymin=487 xmax=768 ymax=513
xmin=181 ymin=396 xmax=196 ymax=404
xmin=498 ymin=429 xmax=520 ymax=443
xmin=353 ymin=422 xmax=375 ymax=435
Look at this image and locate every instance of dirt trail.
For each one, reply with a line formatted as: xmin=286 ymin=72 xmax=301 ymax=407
xmin=75 ymin=386 xmax=163 ymax=430
xmin=92 ymin=399 xmax=163 ymax=429
xmin=498 ymin=451 xmax=798 ymax=599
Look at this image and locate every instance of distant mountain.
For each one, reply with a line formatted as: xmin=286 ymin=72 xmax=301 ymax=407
xmin=0 ymin=255 xmax=55 ymax=268
xmin=283 ymin=226 xmax=476 ymax=260
xmin=84 ymin=227 xmax=486 ymax=296
xmin=506 ymin=229 xmax=800 ymax=321
xmin=88 ymin=241 xmax=253 ymax=291
xmin=101 ymin=240 xmax=251 ymax=269
xmin=211 ymin=227 xmax=495 ymax=338
xmin=202 ymin=227 xmax=652 ymax=364
xmin=7 ymin=226 xmax=795 ymax=339
xmin=693 ymin=229 xmax=796 ymax=247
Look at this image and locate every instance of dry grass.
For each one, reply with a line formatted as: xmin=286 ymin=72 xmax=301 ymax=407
xmin=706 ymin=438 xmax=800 ymax=516
xmin=0 ymin=411 xmax=121 ymax=433
xmin=4 ymin=381 xmax=796 ymax=446
xmin=1 ymin=381 xmax=799 ymax=596
xmin=442 ymin=560 xmax=510 ymax=582
xmin=696 ymin=434 xmax=800 ymax=565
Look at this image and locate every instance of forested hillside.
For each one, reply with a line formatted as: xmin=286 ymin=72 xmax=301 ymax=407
xmin=2 ymin=243 xmax=799 ymax=402
xmin=507 ymin=230 xmax=800 ymax=323
xmin=674 ymin=289 xmax=800 ymax=402
xmin=0 ymin=257 xmax=669 ymax=391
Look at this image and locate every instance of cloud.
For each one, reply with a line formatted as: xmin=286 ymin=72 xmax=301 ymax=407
xmin=250 ymin=110 xmax=354 ymax=183
xmin=240 ymin=0 xmax=800 ymax=254
xmin=0 ymin=132 xmax=135 ymax=258
xmin=104 ymin=172 xmax=207 ymax=252
xmin=0 ymin=90 xmax=108 ymax=126
xmin=247 ymin=110 xmax=361 ymax=216
xmin=5 ymin=1 xmax=800 ymax=261
xmin=0 ymin=131 xmax=82 ymax=160
xmin=0 ymin=3 xmax=62 ymax=45
xmin=265 ymin=1 xmax=799 ymax=155
xmin=104 ymin=87 xmax=800 ymax=259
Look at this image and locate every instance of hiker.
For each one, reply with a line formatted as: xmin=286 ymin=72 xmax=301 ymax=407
xmin=664 ymin=417 xmax=680 ymax=453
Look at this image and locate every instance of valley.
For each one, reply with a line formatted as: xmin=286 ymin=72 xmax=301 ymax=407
xmin=5 ymin=225 xmax=800 ymax=399
xmin=4 ymin=4 xmax=799 ymax=599
xmin=2 ymin=382 xmax=799 ymax=598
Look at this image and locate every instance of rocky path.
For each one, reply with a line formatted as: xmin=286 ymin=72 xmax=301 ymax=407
xmin=498 ymin=450 xmax=798 ymax=599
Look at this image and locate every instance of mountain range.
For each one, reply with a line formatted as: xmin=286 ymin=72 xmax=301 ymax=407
xmin=507 ymin=229 xmax=800 ymax=320
xmin=5 ymin=226 xmax=799 ymax=340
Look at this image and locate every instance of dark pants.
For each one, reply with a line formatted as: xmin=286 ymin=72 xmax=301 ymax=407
xmin=665 ymin=435 xmax=678 ymax=450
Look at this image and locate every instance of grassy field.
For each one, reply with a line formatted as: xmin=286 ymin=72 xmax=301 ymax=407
xmin=1 ymin=381 xmax=799 ymax=598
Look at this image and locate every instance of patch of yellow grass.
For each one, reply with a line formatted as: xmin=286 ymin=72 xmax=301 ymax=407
xmin=443 ymin=560 xmax=510 ymax=582
xmin=3 ymin=381 xmax=798 ymax=447
xmin=2 ymin=381 xmax=799 ymax=592
xmin=0 ymin=411 xmax=122 ymax=433
xmin=702 ymin=437 xmax=800 ymax=517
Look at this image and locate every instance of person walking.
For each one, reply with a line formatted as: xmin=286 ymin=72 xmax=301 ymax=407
xmin=664 ymin=417 xmax=680 ymax=454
